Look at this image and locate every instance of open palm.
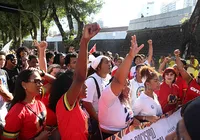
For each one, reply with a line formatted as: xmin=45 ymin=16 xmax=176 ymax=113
xmin=129 ymin=35 xmax=144 ymax=58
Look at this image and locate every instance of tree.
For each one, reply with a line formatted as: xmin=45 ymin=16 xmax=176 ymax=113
xmin=51 ymin=0 xmax=103 ymax=48
xmin=181 ymin=0 xmax=200 ymax=58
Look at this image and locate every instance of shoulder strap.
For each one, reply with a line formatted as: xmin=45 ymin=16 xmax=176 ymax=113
xmin=20 ymin=103 xmax=45 ymax=127
xmin=88 ymin=76 xmax=101 ymax=99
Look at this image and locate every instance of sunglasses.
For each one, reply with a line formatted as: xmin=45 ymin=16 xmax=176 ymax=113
xmin=28 ymin=79 xmax=43 ymax=85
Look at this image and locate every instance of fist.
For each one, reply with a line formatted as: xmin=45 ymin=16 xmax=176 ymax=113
xmin=82 ymin=23 xmax=100 ymax=41
xmin=164 ymin=57 xmax=169 ymax=62
xmin=39 ymin=41 xmax=48 ymax=50
xmin=147 ymin=39 xmax=152 ymax=45
xmin=174 ymin=49 xmax=180 ymax=56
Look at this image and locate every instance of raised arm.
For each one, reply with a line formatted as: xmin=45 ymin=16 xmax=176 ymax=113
xmin=147 ymin=39 xmax=153 ymax=64
xmin=111 ymin=35 xmax=144 ymax=96
xmin=66 ymin=23 xmax=100 ymax=106
xmin=174 ymin=49 xmax=192 ymax=84
xmin=158 ymin=57 xmax=168 ymax=74
xmin=34 ymin=41 xmax=48 ymax=72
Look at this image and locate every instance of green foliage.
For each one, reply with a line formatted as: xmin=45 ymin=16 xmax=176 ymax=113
xmin=0 ymin=0 xmax=103 ymax=49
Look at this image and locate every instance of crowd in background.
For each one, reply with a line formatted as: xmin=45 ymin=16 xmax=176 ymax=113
xmin=0 ymin=23 xmax=199 ymax=140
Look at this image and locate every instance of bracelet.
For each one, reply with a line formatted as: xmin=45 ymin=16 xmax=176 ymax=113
xmin=40 ymin=70 xmax=45 ymax=77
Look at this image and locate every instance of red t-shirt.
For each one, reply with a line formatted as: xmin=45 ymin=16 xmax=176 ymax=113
xmin=175 ymin=76 xmax=188 ymax=100
xmin=35 ymin=80 xmax=57 ymax=127
xmin=2 ymin=100 xmax=46 ymax=140
xmin=184 ymin=79 xmax=200 ymax=104
xmin=156 ymin=81 xmax=180 ymax=114
xmin=56 ymin=94 xmax=88 ymax=140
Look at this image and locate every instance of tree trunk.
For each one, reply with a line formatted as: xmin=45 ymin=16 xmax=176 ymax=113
xmin=67 ymin=14 xmax=74 ymax=36
xmin=72 ymin=12 xmax=84 ymax=47
xmin=40 ymin=4 xmax=49 ymax=41
xmin=51 ymin=3 xmax=67 ymax=42
xmin=64 ymin=0 xmax=74 ymax=36
xmin=19 ymin=4 xmax=37 ymax=40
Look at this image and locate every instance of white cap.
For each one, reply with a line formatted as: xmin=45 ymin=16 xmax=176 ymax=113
xmin=89 ymin=54 xmax=96 ymax=62
xmin=91 ymin=55 xmax=110 ymax=70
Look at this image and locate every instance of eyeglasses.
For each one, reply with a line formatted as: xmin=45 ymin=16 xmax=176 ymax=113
xmin=28 ymin=79 xmax=43 ymax=85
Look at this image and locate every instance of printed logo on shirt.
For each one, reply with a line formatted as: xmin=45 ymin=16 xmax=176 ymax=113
xmin=167 ymin=94 xmax=178 ymax=104
xmin=136 ymin=86 xmax=145 ymax=98
xmin=0 ymin=75 xmax=8 ymax=90
xmin=124 ymin=106 xmax=134 ymax=126
xmin=151 ymin=105 xmax=154 ymax=109
xmin=190 ymin=87 xmax=200 ymax=94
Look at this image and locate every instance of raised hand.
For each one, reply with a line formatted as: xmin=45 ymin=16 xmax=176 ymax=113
xmin=82 ymin=23 xmax=100 ymax=42
xmin=33 ymin=40 xmax=48 ymax=51
xmin=174 ymin=49 xmax=180 ymax=57
xmin=147 ymin=39 xmax=152 ymax=46
xmin=164 ymin=57 xmax=169 ymax=63
xmin=129 ymin=35 xmax=144 ymax=58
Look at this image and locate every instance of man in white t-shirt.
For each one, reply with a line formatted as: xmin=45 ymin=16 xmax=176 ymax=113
xmin=129 ymin=64 xmax=145 ymax=109
xmin=0 ymin=51 xmax=13 ymax=133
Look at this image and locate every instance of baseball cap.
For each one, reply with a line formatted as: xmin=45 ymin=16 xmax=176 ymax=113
xmin=91 ymin=55 xmax=110 ymax=70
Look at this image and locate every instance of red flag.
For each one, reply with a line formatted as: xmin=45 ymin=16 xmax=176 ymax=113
xmin=89 ymin=43 xmax=96 ymax=54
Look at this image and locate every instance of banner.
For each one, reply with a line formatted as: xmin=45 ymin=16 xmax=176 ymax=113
xmin=106 ymin=109 xmax=182 ymax=140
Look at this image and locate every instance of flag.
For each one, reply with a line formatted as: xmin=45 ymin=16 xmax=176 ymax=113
xmin=89 ymin=43 xmax=96 ymax=54
xmin=1 ymin=40 xmax=13 ymax=54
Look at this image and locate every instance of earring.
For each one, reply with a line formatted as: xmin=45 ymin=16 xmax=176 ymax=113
xmin=23 ymin=86 xmax=27 ymax=90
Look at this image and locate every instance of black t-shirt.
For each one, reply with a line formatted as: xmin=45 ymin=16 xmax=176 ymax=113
xmin=3 ymin=67 xmax=19 ymax=93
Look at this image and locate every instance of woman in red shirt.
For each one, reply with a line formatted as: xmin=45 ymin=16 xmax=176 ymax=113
xmin=2 ymin=69 xmax=50 ymax=140
xmin=156 ymin=67 xmax=180 ymax=114
xmin=49 ymin=23 xmax=100 ymax=140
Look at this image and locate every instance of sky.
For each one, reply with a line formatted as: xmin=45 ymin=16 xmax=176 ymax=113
xmin=92 ymin=0 xmax=174 ymax=27
xmin=49 ymin=0 xmax=176 ymax=34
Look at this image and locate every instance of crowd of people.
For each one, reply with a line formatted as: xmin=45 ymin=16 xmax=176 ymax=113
xmin=0 ymin=22 xmax=199 ymax=140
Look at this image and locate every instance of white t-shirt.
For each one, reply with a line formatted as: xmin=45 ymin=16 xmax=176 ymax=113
xmin=82 ymin=73 xmax=111 ymax=113
xmin=98 ymin=85 xmax=134 ymax=131
xmin=130 ymin=61 xmax=150 ymax=77
xmin=0 ymin=72 xmax=9 ymax=126
xmin=133 ymin=92 xmax=163 ymax=116
xmin=129 ymin=78 xmax=144 ymax=109
xmin=130 ymin=66 xmax=136 ymax=77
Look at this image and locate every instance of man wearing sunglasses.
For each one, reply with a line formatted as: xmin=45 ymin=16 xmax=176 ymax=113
xmin=174 ymin=49 xmax=200 ymax=104
xmin=3 ymin=54 xmax=19 ymax=93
